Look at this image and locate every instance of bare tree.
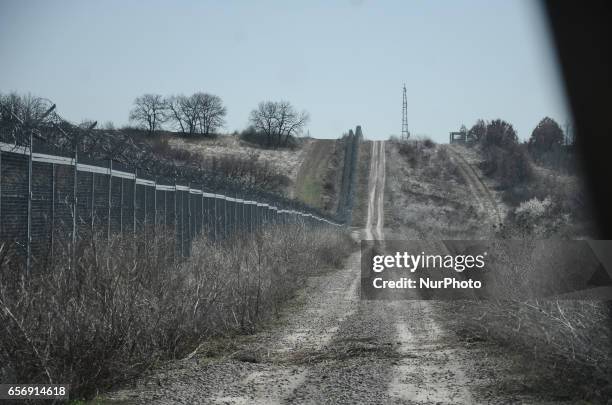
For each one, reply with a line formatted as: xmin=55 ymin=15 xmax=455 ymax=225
xmin=166 ymin=93 xmax=226 ymax=136
xmin=249 ymin=100 xmax=309 ymax=147
xmin=0 ymin=92 xmax=52 ymax=124
xmin=249 ymin=101 xmax=278 ymax=146
xmin=129 ymin=94 xmax=167 ymax=135
xmin=166 ymin=95 xmax=189 ymax=134
xmin=193 ymin=93 xmax=227 ymax=136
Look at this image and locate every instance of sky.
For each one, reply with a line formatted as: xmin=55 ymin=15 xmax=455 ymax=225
xmin=0 ymin=0 xmax=570 ymax=142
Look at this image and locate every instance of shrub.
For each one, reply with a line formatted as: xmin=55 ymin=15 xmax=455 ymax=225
xmin=503 ymin=196 xmax=570 ymax=237
xmin=207 ymin=154 xmax=292 ymax=192
xmin=0 ymin=225 xmax=354 ymax=399
xmin=480 ymin=142 xmax=533 ymax=189
xmin=148 ymin=137 xmax=291 ymax=192
xmin=240 ymin=126 xmax=299 ymax=149
xmin=396 ymin=140 xmax=429 ymax=168
xmin=422 ymin=138 xmax=435 ymax=149
xmin=499 ymin=171 xmax=596 ymax=237
xmin=149 ymin=137 xmax=200 ymax=164
xmin=482 ymin=119 xmax=519 ymax=149
xmin=528 ymin=117 xmax=564 ymax=156
xmin=447 ymin=299 xmax=611 ymax=401
xmin=470 ymin=118 xmax=532 ymax=189
xmin=239 ymin=126 xmax=267 ymax=146
xmin=467 ymin=119 xmax=486 ymax=144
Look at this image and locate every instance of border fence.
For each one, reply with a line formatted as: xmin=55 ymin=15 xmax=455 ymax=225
xmin=337 ymin=126 xmax=362 ymax=224
xmin=0 ymin=116 xmax=342 ymax=275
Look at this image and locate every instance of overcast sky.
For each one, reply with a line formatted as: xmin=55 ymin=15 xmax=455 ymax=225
xmin=0 ymin=0 xmax=570 ymax=142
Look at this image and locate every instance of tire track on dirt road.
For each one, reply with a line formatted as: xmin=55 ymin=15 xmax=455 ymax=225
xmin=445 ymin=145 xmax=503 ymax=227
xmin=375 ymin=141 xmax=386 ymax=241
xmin=362 ymin=142 xmax=475 ymax=404
xmin=286 ymin=140 xmax=475 ymax=403
xmin=105 ymin=140 xmax=476 ymax=404
xmin=364 ymin=141 xmax=378 ymax=241
xmin=106 ymin=253 xmax=363 ymax=405
xmin=364 ymin=140 xmax=385 ymax=241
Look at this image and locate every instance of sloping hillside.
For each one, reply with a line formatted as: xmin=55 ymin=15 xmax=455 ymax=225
xmin=168 ymin=135 xmax=346 ymax=214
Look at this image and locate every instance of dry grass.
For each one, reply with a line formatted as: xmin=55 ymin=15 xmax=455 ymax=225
xmin=386 ymin=139 xmax=483 ymax=239
xmin=0 ymin=225 xmax=354 ymax=399
xmin=167 ymin=135 xmax=309 ymax=193
xmin=446 ymin=299 xmax=611 ymax=400
xmin=387 ymin=139 xmax=610 ymax=399
xmin=149 ymin=136 xmax=292 ymax=193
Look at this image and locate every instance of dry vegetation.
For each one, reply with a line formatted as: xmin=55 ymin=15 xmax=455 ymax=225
xmin=459 ymin=142 xmax=609 ymax=399
xmin=145 ymin=135 xmax=300 ymax=193
xmin=385 ymin=138 xmax=489 ymax=239
xmin=293 ymin=139 xmax=342 ymax=213
xmin=497 ymin=165 xmax=595 ymax=238
xmin=0 ymin=225 xmax=354 ymax=399
xmin=387 ymin=137 xmax=611 ymax=401
xmin=159 ymin=134 xmax=309 ymax=195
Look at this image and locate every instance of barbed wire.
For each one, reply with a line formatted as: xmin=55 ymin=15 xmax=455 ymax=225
xmin=0 ymin=105 xmax=339 ymax=222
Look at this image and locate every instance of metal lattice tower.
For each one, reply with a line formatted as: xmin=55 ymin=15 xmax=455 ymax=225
xmin=401 ymin=84 xmax=410 ymax=140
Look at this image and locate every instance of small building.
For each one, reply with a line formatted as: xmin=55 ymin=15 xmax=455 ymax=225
xmin=449 ymin=131 xmax=467 ymax=144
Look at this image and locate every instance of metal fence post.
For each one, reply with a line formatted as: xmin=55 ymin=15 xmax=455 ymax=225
xmin=250 ymin=203 xmax=254 ymax=233
xmin=71 ymin=140 xmax=78 ymax=271
xmin=153 ymin=179 xmax=157 ymax=239
xmin=224 ymin=196 xmax=228 ymax=238
xmin=180 ymin=188 xmax=185 ymax=257
xmin=234 ymin=193 xmax=238 ymax=235
xmin=26 ymin=129 xmax=33 ymax=276
xmin=107 ymin=160 xmax=112 ymax=241
xmin=173 ymin=182 xmax=177 ymax=262
xmin=50 ymin=163 xmax=55 ymax=261
xmin=213 ymin=196 xmax=217 ymax=242
xmin=91 ymin=172 xmax=95 ymax=235
xmin=187 ymin=183 xmax=191 ymax=254
xmin=143 ymin=179 xmax=147 ymax=245
xmin=120 ymin=178 xmax=124 ymax=234
xmin=133 ymin=168 xmax=137 ymax=237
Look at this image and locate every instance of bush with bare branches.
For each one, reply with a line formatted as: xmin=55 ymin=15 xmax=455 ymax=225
xmin=0 ymin=225 xmax=354 ymax=399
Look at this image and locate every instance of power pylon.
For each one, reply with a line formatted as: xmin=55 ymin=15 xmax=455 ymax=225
xmin=401 ymin=84 xmax=410 ymax=140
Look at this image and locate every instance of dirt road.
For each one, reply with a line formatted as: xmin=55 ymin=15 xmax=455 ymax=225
xmin=104 ymin=141 xmax=561 ymax=404
xmin=364 ymin=142 xmax=475 ymax=403
xmin=446 ymin=145 xmax=503 ymax=227
xmin=364 ymin=140 xmax=385 ymax=241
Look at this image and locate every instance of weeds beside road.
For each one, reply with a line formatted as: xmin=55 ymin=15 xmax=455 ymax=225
xmin=0 ymin=225 xmax=354 ymax=400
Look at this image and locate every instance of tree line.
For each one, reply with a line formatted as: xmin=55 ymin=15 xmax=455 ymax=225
xmin=462 ymin=116 xmax=572 ymax=154
xmin=129 ymin=93 xmax=227 ymax=137
xmin=0 ymin=91 xmax=310 ymax=149
xmin=459 ymin=116 xmax=576 ymax=189
xmin=129 ymin=92 xmax=309 ymax=148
